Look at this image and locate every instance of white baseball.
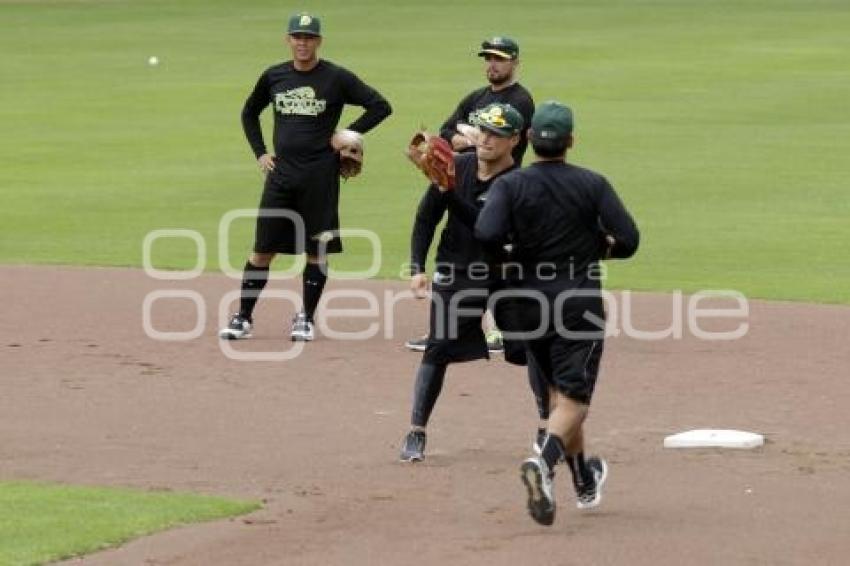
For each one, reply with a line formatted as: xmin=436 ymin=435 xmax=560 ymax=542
xmin=148 ymin=56 xmax=159 ymax=66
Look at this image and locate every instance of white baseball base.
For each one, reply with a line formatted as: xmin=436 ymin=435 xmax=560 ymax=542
xmin=663 ymin=429 xmax=764 ymax=449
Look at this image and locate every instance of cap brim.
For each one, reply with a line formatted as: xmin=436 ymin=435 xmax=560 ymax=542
xmin=478 ymin=123 xmax=514 ymax=137
xmin=288 ymin=30 xmax=321 ymax=36
xmin=477 ymin=49 xmax=514 ymax=59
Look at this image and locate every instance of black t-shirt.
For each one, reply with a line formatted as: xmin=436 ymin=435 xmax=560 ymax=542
xmin=475 ymin=161 xmax=640 ymax=290
xmin=241 ymin=60 xmax=391 ymax=161
xmin=439 ymin=83 xmax=534 ymax=165
xmin=410 ymin=153 xmax=518 ymax=275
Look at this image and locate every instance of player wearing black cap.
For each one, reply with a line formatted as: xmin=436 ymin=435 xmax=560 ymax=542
xmin=475 ymin=101 xmax=640 ymax=525
xmin=220 ymin=12 xmax=391 ymax=342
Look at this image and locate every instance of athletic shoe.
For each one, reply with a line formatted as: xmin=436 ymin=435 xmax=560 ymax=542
xmin=532 ymin=427 xmax=547 ymax=455
xmin=520 ymin=457 xmax=555 ymax=525
xmin=399 ymin=429 xmax=427 ymax=462
xmin=219 ymin=313 xmax=252 ymax=340
xmin=485 ymin=329 xmax=504 ymax=353
xmin=404 ymin=335 xmax=428 ymax=352
xmin=575 ymin=456 xmax=608 ymax=510
xmin=290 ymin=312 xmax=314 ymax=342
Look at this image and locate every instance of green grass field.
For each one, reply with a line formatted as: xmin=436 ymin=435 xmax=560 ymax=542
xmin=1 ymin=0 xmax=848 ymax=303
xmin=0 ymin=481 xmax=257 ymax=565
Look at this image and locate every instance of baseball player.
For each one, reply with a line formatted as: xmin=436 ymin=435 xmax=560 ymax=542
xmin=441 ymin=36 xmax=535 ymax=165
xmin=475 ymin=101 xmax=639 ymax=525
xmin=406 ymin=35 xmax=535 ymax=354
xmin=399 ymin=103 xmax=525 ymax=462
xmin=219 ymin=12 xmax=391 ymax=342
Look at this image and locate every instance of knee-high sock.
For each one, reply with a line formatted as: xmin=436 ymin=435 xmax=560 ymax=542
xmin=410 ymin=363 xmax=447 ymax=428
xmin=541 ymin=433 xmax=566 ymax=472
xmin=527 ymin=359 xmax=550 ymax=420
xmin=565 ymin=452 xmax=593 ymax=487
xmin=239 ymin=261 xmax=269 ymax=319
xmin=302 ymin=262 xmax=327 ymax=320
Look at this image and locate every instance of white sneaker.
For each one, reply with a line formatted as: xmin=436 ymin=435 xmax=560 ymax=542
xmin=520 ymin=457 xmax=555 ymax=525
xmin=290 ymin=312 xmax=314 ymax=342
xmin=219 ymin=313 xmax=252 ymax=340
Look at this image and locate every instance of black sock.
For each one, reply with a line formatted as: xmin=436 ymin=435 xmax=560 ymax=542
xmin=302 ymin=262 xmax=327 ymax=320
xmin=528 ymin=363 xmax=550 ymax=420
xmin=411 ymin=363 xmax=447 ymax=428
xmin=566 ymin=452 xmax=593 ymax=487
xmin=541 ymin=434 xmax=565 ymax=472
xmin=239 ymin=261 xmax=269 ymax=319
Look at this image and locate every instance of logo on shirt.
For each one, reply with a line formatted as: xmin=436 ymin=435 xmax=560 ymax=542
xmin=274 ymin=86 xmax=327 ymax=116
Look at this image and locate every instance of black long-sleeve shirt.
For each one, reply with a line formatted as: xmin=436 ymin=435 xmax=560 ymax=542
xmin=241 ymin=59 xmax=391 ymax=161
xmin=439 ymin=83 xmax=534 ymax=165
xmin=410 ymin=153 xmax=518 ymax=275
xmin=475 ymin=161 xmax=639 ymax=290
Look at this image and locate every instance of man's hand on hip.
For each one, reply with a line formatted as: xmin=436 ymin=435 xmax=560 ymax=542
xmin=257 ymin=153 xmax=276 ymax=173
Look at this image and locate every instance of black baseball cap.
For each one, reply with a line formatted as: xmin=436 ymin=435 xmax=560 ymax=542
xmin=287 ymin=12 xmax=321 ymax=36
xmin=477 ymin=36 xmax=519 ymax=60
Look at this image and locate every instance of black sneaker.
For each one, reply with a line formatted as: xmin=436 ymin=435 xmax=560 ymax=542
xmin=576 ymin=456 xmax=608 ymax=510
xmin=404 ymin=335 xmax=428 ymax=352
xmin=520 ymin=457 xmax=555 ymax=526
xmin=399 ymin=430 xmax=427 ymax=462
xmin=219 ymin=313 xmax=252 ymax=340
xmin=290 ymin=312 xmax=314 ymax=341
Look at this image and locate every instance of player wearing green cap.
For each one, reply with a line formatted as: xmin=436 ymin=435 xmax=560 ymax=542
xmin=475 ymin=101 xmax=640 ymax=525
xmin=399 ymin=103 xmax=525 ymax=462
xmin=220 ymin=12 xmax=391 ymax=342
xmin=440 ymin=36 xmax=534 ymax=166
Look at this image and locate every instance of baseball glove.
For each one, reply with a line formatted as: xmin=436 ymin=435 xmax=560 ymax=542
xmin=405 ymin=130 xmax=456 ymax=190
xmin=332 ymin=130 xmax=364 ymax=180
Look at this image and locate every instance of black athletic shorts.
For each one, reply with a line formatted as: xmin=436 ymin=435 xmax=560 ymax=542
xmin=525 ymin=327 xmax=604 ymax=405
xmin=494 ymin=286 xmax=606 ymax=404
xmin=253 ymin=153 xmax=342 ymax=256
xmin=422 ymin=274 xmax=491 ymax=365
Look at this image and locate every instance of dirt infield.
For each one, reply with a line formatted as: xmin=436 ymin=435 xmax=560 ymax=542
xmin=2 ymin=265 xmax=849 ymax=565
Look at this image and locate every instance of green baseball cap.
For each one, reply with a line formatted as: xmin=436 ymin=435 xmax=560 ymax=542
xmin=287 ymin=12 xmax=321 ymax=36
xmin=477 ymin=36 xmax=519 ymax=60
xmin=474 ymin=103 xmax=524 ymax=137
xmin=530 ymin=101 xmax=574 ymax=141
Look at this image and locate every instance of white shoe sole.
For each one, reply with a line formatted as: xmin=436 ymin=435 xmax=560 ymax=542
xmin=290 ymin=333 xmax=314 ymax=342
xmin=219 ymin=329 xmax=251 ymax=340
xmin=405 ymin=343 xmax=427 ymax=352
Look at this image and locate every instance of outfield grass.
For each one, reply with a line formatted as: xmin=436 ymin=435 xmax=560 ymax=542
xmin=0 ymin=481 xmax=258 ymax=565
xmin=1 ymin=0 xmax=848 ymax=303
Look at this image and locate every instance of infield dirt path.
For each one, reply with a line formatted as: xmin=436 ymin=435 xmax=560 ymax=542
xmin=1 ymin=266 xmax=848 ymax=565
